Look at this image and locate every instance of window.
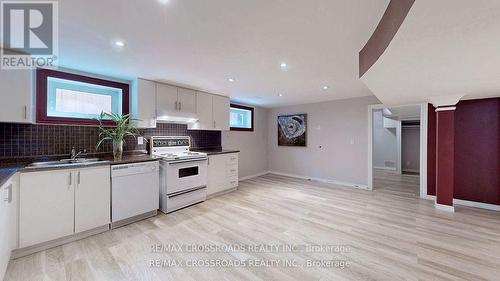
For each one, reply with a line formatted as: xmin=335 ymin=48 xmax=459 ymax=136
xmin=230 ymin=104 xmax=254 ymax=131
xmin=36 ymin=69 xmax=129 ymax=125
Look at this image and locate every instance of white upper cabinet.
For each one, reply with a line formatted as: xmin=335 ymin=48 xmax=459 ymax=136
xmin=156 ymin=83 xmax=178 ymax=117
xmin=131 ymin=79 xmax=156 ymax=128
xmin=177 ymin=88 xmax=196 ymax=114
xmin=0 ymin=69 xmax=32 ymax=123
xmin=132 ymin=78 xmax=230 ymax=130
xmin=189 ymin=91 xmax=213 ymax=130
xmin=188 ymin=92 xmax=230 ymax=131
xmin=212 ymin=95 xmax=230 ymax=130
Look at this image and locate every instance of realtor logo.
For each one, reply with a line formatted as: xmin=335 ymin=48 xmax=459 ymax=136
xmin=1 ymin=1 xmax=58 ymax=69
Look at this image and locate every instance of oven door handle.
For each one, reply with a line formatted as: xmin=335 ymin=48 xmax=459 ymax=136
xmin=167 ymin=185 xmax=207 ymax=198
xmin=167 ymin=158 xmax=208 ymax=165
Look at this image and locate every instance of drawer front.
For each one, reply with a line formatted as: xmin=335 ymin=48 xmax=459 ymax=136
xmin=226 ymin=164 xmax=238 ymax=178
xmin=226 ymin=153 xmax=238 ymax=166
xmin=227 ymin=177 xmax=238 ymax=188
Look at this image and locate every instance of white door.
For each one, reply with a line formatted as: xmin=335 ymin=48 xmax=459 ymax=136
xmin=212 ymin=95 xmax=230 ymax=130
xmin=156 ymin=83 xmax=178 ymax=117
xmin=177 ymin=88 xmax=197 ymax=114
xmin=189 ymin=92 xmax=213 ymax=130
xmin=133 ymin=79 xmax=157 ymax=128
xmin=19 ymin=170 xmax=75 ymax=248
xmin=75 ymin=167 xmax=110 ymax=233
xmin=0 ymin=69 xmax=32 ymax=123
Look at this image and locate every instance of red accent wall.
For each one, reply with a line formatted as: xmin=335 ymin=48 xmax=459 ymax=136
xmin=454 ymin=98 xmax=500 ymax=205
xmin=427 ymin=104 xmax=437 ymax=196
xmin=436 ymin=110 xmax=455 ymax=206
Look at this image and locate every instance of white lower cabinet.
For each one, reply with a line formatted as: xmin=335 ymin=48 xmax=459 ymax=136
xmin=0 ymin=175 xmax=18 ymax=279
xmin=207 ymin=153 xmax=239 ymax=196
xmin=19 ymin=166 xmax=110 ymax=248
xmin=75 ymin=167 xmax=111 ymax=233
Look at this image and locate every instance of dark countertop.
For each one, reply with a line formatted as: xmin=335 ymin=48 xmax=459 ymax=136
xmin=0 ymin=166 xmax=22 ymax=187
xmin=0 ymin=152 xmax=160 ymax=183
xmin=192 ymin=148 xmax=240 ymax=155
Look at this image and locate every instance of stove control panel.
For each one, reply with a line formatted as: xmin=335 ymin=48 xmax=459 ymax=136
xmin=151 ymin=136 xmax=190 ymax=148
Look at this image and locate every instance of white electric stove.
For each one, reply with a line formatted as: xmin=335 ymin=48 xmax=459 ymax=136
xmin=150 ymin=136 xmax=208 ymax=213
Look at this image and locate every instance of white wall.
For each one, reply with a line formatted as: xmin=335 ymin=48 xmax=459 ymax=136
xmin=402 ymin=126 xmax=420 ymax=172
xmin=267 ymin=96 xmax=380 ymax=187
xmin=223 ymin=105 xmax=269 ymax=179
xmin=372 ymin=110 xmax=398 ymax=169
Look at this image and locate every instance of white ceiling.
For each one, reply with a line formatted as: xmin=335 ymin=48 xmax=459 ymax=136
xmin=361 ymin=0 xmax=500 ymax=106
xmin=55 ymin=0 xmax=389 ymax=107
xmin=383 ymin=105 xmax=420 ymax=120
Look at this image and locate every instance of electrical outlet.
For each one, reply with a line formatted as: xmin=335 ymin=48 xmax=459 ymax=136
xmin=137 ymin=136 xmax=144 ymax=145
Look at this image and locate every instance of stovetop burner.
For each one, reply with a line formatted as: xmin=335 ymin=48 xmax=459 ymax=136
xmin=150 ymin=136 xmax=207 ymax=161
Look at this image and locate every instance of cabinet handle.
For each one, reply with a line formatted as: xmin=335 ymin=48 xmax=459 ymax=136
xmin=69 ymin=173 xmax=72 ymax=186
xmin=230 ymin=169 xmax=236 ymax=172
xmin=23 ymin=105 xmax=27 ymax=119
xmin=3 ymin=184 xmax=12 ymax=203
xmin=78 ymin=171 xmax=81 ymax=185
xmin=175 ymin=101 xmax=178 ymax=110
xmin=179 ymin=102 xmax=182 ymax=111
xmin=213 ymin=120 xmax=216 ymax=128
xmin=230 ymin=181 xmax=236 ymax=184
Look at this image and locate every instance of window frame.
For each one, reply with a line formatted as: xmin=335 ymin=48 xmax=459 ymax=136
xmin=230 ymin=103 xmax=254 ymax=132
xmin=36 ymin=68 xmax=129 ymax=126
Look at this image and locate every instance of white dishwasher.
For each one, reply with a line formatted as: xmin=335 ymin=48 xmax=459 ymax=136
xmin=111 ymin=161 xmax=159 ymax=228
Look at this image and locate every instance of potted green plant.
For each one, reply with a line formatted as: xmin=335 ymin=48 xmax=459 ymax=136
xmin=96 ymin=112 xmax=139 ymax=161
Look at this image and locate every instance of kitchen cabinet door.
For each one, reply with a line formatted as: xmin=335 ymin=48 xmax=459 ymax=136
xmin=19 ymin=170 xmax=75 ymax=248
xmin=212 ymin=95 xmax=230 ymax=130
xmin=207 ymin=155 xmax=227 ymax=195
xmin=0 ymin=69 xmax=32 ymax=123
xmin=75 ymin=167 xmax=110 ymax=233
xmin=132 ymin=79 xmax=157 ymax=128
xmin=177 ymin=88 xmax=196 ymax=115
xmin=156 ymin=83 xmax=178 ymax=117
xmin=207 ymin=153 xmax=239 ymax=196
xmin=188 ymin=91 xmax=213 ymax=130
xmin=0 ymin=176 xmax=16 ymax=279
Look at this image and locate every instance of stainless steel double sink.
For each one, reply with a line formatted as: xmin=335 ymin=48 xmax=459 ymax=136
xmin=26 ymin=158 xmax=109 ymax=169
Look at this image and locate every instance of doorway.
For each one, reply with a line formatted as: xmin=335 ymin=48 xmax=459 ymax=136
xmin=368 ymin=104 xmax=427 ymax=198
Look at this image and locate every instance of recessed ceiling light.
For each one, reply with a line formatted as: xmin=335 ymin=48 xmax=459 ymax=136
xmin=157 ymin=0 xmax=170 ymax=4
xmin=280 ymin=62 xmax=287 ymax=69
xmin=228 ymin=78 xmax=235 ymax=82
xmin=279 ymin=93 xmax=283 ymax=97
xmin=114 ymin=40 xmax=125 ymax=47
xmin=322 ymin=85 xmax=329 ymax=90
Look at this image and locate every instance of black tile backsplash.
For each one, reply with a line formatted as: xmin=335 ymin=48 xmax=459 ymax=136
xmin=0 ymin=122 xmax=221 ymax=159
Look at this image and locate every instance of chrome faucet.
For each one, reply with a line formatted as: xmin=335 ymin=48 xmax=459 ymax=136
xmin=70 ymin=147 xmax=86 ymax=160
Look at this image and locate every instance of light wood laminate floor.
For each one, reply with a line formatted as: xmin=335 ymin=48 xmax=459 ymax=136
xmin=5 ymin=174 xmax=500 ymax=281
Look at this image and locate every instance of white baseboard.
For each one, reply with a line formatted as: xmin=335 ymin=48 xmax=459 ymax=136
xmin=435 ymin=203 xmax=455 ymax=212
xmin=373 ymin=166 xmax=397 ymax=171
xmin=424 ymin=195 xmax=436 ymax=201
xmin=239 ymin=171 xmax=270 ymax=181
xmin=453 ymin=199 xmax=500 ymax=211
xmin=268 ymin=171 xmax=369 ymax=190
xmin=424 ymin=195 xmax=500 ymax=212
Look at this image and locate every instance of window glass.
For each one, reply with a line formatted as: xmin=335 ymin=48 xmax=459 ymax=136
xmin=46 ymin=77 xmax=123 ymax=119
xmin=230 ymin=107 xmax=252 ymax=128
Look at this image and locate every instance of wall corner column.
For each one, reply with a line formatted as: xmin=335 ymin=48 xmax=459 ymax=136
xmin=435 ymin=106 xmax=456 ymax=212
